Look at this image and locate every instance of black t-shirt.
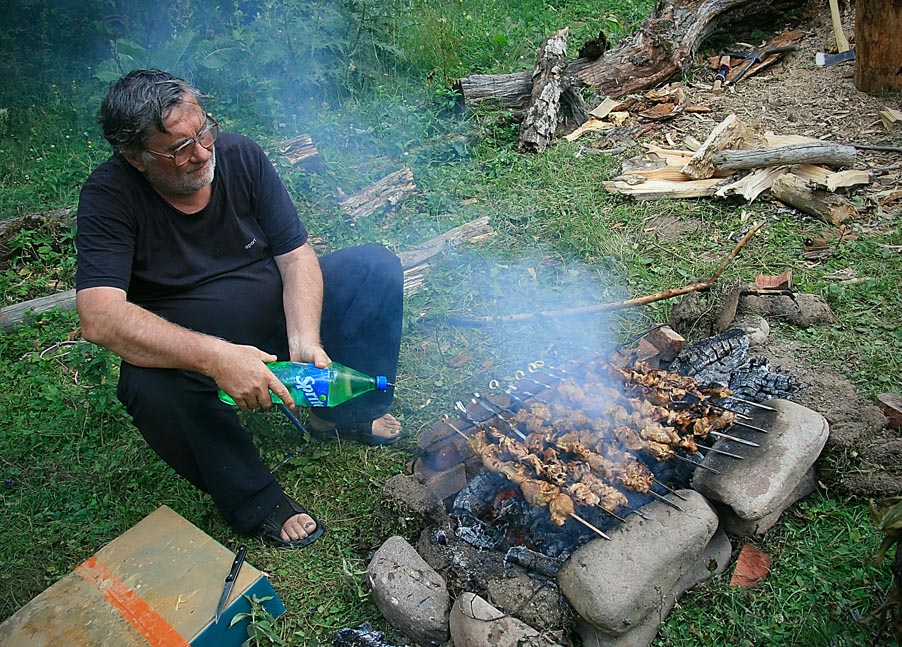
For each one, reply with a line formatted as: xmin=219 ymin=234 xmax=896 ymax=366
xmin=75 ymin=132 xmax=307 ymax=352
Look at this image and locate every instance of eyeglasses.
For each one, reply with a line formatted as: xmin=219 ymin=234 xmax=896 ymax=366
xmin=145 ymin=114 xmax=219 ymax=166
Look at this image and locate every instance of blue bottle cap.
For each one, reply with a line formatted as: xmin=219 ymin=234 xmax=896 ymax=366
xmin=376 ymin=376 xmax=388 ymax=391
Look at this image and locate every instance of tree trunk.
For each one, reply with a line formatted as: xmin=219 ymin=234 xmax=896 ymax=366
xmin=455 ymin=0 xmax=804 ymax=106
xmin=854 ymin=0 xmax=902 ymax=93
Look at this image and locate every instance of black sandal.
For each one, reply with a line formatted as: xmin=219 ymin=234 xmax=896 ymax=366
xmin=257 ymin=492 xmax=324 ymax=548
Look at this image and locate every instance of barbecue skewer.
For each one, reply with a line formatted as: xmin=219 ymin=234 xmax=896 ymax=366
xmin=569 ymin=512 xmax=612 ymax=541
xmin=651 ymin=479 xmax=689 ymax=501
xmin=724 ymin=396 xmax=776 ymax=411
xmin=672 ymin=453 xmax=720 ymax=473
xmin=471 ymin=393 xmax=527 ymax=440
xmin=696 ymin=443 xmax=744 ymax=460
xmin=707 ymin=430 xmax=759 ymax=447
xmin=672 ymin=400 xmax=754 ymax=421
xmin=646 ymin=488 xmax=685 ymax=512
xmin=732 ymin=420 xmax=769 ymax=434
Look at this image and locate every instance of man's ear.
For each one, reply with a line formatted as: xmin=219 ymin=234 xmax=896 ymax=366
xmin=121 ymin=151 xmax=146 ymax=173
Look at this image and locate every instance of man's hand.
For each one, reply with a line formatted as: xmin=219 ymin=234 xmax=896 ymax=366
xmin=210 ymin=344 xmax=295 ymax=410
xmin=290 ymin=341 xmax=331 ymax=368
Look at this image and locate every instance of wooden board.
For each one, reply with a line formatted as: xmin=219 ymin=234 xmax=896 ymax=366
xmin=0 ymin=506 xmax=284 ymax=647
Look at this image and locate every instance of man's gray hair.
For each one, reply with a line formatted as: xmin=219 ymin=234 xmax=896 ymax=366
xmin=99 ymin=69 xmax=206 ymax=156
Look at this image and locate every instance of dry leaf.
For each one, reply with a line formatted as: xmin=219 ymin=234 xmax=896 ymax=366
xmin=447 ymin=353 xmax=473 ymax=368
xmin=754 ymin=269 xmax=793 ymax=289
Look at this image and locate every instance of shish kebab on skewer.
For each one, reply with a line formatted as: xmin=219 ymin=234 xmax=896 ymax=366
xmin=458 ymin=428 xmax=612 ymax=540
xmin=444 ymin=359 xmax=773 ymax=535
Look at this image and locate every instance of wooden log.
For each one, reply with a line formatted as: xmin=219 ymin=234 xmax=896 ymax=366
xmin=0 ymin=289 xmax=77 ymax=331
xmin=0 ymin=208 xmax=74 ymax=236
xmin=399 ymin=216 xmax=495 ymax=295
xmin=711 ymin=142 xmax=857 ymax=171
xmin=274 ymin=134 xmax=321 ymax=170
xmin=855 ymin=0 xmax=902 ymax=93
xmin=338 ymin=167 xmax=416 ymax=221
xmin=453 ymin=73 xmax=533 ymax=112
xmin=769 ymin=173 xmax=857 ymax=226
xmin=518 ymin=27 xmax=570 ymax=153
xmin=396 ymin=216 xmax=494 ymax=269
xmin=0 ymin=217 xmax=496 ymax=331
xmin=454 ymin=0 xmax=804 ymax=106
xmin=681 ymin=114 xmax=766 ymax=180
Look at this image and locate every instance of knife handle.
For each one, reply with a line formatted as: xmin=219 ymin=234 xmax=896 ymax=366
xmin=225 ymin=545 xmax=248 ymax=583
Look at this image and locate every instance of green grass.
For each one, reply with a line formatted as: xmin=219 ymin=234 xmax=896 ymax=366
xmin=1 ymin=0 xmax=900 ymax=645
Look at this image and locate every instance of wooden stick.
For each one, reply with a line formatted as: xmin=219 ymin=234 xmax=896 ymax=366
xmin=448 ymin=222 xmax=764 ymax=326
xmin=570 ymin=512 xmax=612 ymax=540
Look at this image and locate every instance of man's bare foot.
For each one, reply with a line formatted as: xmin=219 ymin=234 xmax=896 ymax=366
xmin=281 ymin=513 xmax=318 ymax=543
xmin=371 ymin=413 xmax=402 ymax=440
xmin=308 ymin=411 xmax=402 ymax=442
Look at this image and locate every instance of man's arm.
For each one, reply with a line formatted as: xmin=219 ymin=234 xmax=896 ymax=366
xmin=77 ymin=286 xmax=294 ymax=409
xmin=274 ymin=243 xmax=330 ymax=368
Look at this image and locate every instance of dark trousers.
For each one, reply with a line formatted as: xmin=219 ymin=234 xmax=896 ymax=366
xmin=116 ymin=244 xmax=403 ymax=533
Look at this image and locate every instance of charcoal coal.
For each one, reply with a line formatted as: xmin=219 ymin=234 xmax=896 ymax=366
xmin=332 ymin=622 xmax=409 ymax=647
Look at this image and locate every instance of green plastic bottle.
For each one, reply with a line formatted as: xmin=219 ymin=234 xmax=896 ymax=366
xmin=218 ymin=361 xmax=388 ymax=407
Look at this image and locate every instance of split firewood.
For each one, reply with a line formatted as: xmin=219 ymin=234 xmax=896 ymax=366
xmin=518 ymin=27 xmax=570 ymax=153
xmin=876 ymin=393 xmax=902 ymax=430
xmin=715 ymin=167 xmax=788 ymax=202
xmin=601 ymin=177 xmax=724 ymax=199
xmin=681 ymin=114 xmax=766 ymax=180
xmin=275 ymin=134 xmax=320 ymax=169
xmin=769 ymin=173 xmax=857 ymax=226
xmin=589 ymin=97 xmax=619 ymax=120
xmin=711 ymin=142 xmax=857 ymax=172
xmin=879 ymin=107 xmax=902 ymax=131
xmin=339 ymin=167 xmax=416 ymax=221
xmin=779 ymin=165 xmax=873 ymax=194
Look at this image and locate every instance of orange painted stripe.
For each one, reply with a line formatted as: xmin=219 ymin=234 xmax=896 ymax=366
xmin=75 ymin=557 xmax=191 ymax=647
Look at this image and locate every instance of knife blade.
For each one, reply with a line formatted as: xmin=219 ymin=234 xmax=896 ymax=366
xmin=215 ymin=544 xmax=248 ymax=624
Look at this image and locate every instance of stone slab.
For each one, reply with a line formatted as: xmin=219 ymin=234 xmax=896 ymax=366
xmin=557 ymin=490 xmax=718 ymax=635
xmin=692 ymin=399 xmax=828 ymax=521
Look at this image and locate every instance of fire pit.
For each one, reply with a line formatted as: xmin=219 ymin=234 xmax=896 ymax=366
xmin=366 ymin=327 xmax=827 ymax=647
